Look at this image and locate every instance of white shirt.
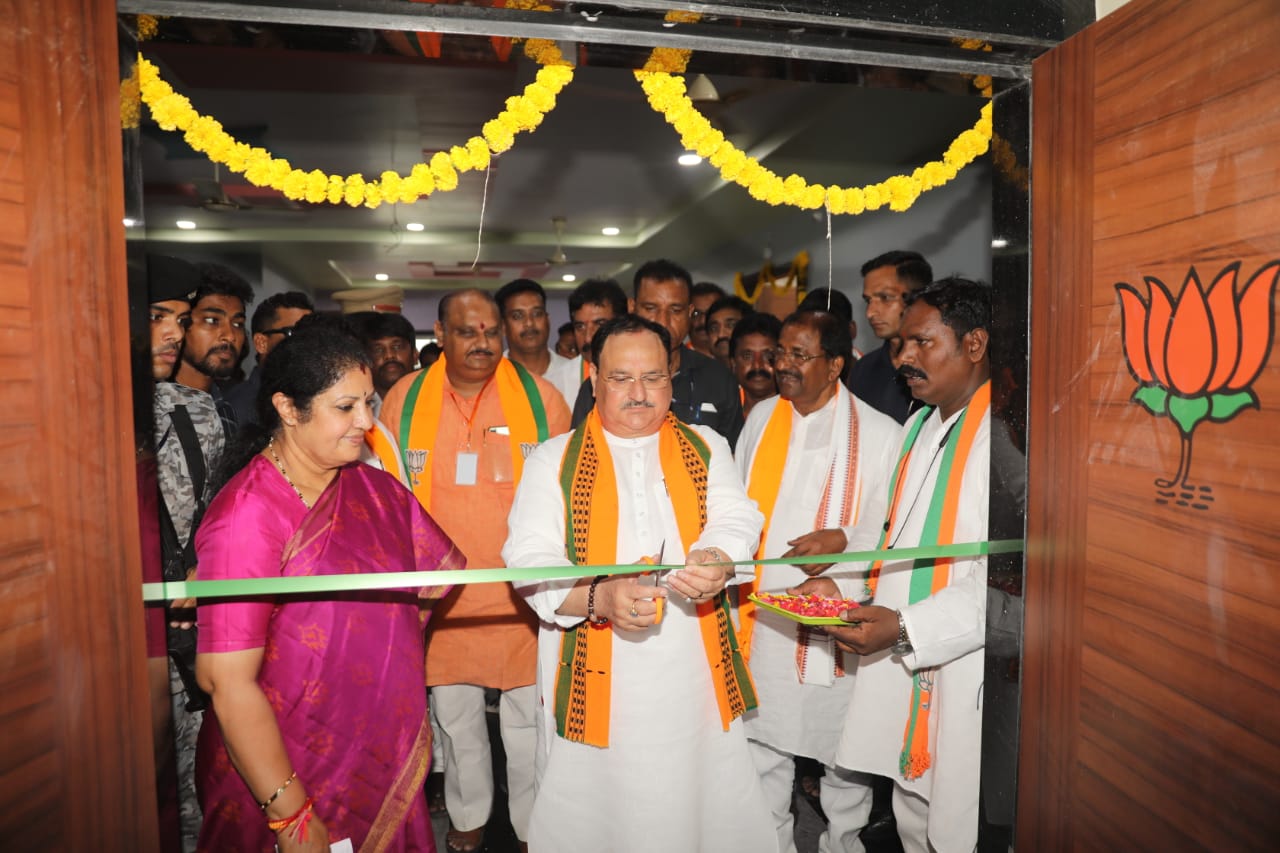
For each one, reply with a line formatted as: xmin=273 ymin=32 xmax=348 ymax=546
xmin=733 ymin=389 xmax=899 ymax=762
xmin=835 ymin=403 xmax=990 ymax=853
xmin=503 ymin=423 xmax=776 ymax=853
xmin=544 ymin=353 xmax=587 ymax=411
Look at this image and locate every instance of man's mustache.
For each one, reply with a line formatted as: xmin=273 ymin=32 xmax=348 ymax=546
xmin=466 ymin=349 xmax=496 ymax=358
xmin=775 ymin=370 xmax=802 ymax=384
xmin=621 ymin=400 xmax=656 ymax=409
xmin=745 ymin=369 xmax=772 ymax=382
xmin=897 ymin=365 xmax=927 ymax=381
xmin=153 ymin=344 xmax=178 ymax=356
xmin=206 ymin=344 xmax=234 ymax=357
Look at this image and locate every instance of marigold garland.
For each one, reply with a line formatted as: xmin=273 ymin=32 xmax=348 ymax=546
xmin=631 ymin=12 xmax=990 ymax=214
xmin=135 ymin=10 xmax=574 ymax=209
xmin=134 ymin=2 xmax=992 ymax=215
xmin=635 ymin=68 xmax=992 ymax=214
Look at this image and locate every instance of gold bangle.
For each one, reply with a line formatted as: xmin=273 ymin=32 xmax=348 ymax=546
xmin=259 ymin=770 xmax=297 ymax=812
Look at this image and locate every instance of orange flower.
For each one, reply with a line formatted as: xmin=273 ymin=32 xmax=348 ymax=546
xmin=1116 ymin=260 xmax=1278 ymax=437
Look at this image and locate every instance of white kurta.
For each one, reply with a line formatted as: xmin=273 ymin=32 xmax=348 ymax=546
xmin=733 ymin=391 xmax=899 ymax=764
xmin=834 ymin=404 xmax=990 ymax=853
xmin=504 ymin=424 xmax=778 ymax=853
xmin=544 ymin=352 xmax=586 ymax=409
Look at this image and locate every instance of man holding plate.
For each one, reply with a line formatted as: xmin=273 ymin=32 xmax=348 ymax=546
xmin=503 ymin=314 xmax=777 ymax=853
xmin=734 ymin=309 xmax=900 ymax=853
xmin=803 ymin=278 xmax=992 ymax=853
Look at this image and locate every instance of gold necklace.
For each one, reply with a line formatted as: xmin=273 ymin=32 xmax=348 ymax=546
xmin=267 ymin=437 xmax=310 ymax=509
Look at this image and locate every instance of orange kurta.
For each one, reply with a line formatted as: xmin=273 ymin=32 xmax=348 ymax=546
xmin=381 ymin=367 xmax=571 ymax=689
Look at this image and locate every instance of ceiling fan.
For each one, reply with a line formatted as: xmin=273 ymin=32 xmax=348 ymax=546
xmin=189 ymin=163 xmax=305 ymax=214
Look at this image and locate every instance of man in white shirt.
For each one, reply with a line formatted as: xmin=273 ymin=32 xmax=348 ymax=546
xmin=811 ymin=277 xmax=992 ymax=853
xmin=497 ymin=278 xmax=568 ymax=380
xmin=544 ymin=277 xmax=628 ymax=415
xmin=504 ymin=315 xmax=777 ymax=853
xmin=735 ymin=310 xmax=900 ymax=853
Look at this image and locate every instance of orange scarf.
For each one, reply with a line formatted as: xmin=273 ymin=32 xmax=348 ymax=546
xmin=739 ymin=392 xmax=861 ymax=667
xmin=364 ymin=421 xmax=407 ymax=485
xmin=396 ymin=356 xmax=549 ymax=510
xmin=867 ymin=382 xmax=989 ymax=780
xmin=553 ymin=410 xmax=757 ymax=747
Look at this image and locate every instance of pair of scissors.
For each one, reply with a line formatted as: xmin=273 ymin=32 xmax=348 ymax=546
xmin=638 ymin=539 xmax=667 ymax=623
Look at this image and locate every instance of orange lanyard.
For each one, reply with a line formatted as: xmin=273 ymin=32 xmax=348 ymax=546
xmin=447 ymin=373 xmax=495 ymax=450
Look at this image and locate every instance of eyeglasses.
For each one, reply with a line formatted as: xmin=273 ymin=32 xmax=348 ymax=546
xmin=733 ymin=349 xmax=772 ymax=365
xmin=764 ymin=348 xmax=826 ymax=366
xmin=262 ymin=326 xmax=295 ymax=338
xmin=601 ymin=372 xmax=671 ymax=390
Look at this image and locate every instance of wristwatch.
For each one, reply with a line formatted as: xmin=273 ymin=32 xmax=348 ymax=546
xmin=891 ymin=609 xmax=913 ymax=656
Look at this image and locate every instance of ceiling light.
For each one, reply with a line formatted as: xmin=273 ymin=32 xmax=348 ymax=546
xmin=601 ymin=226 xmax=620 ymax=236
xmin=175 ymin=220 xmax=197 ymax=230
xmin=678 ymin=153 xmax=702 ymax=167
xmin=405 ymin=222 xmax=425 ymax=232
xmin=991 ymin=238 xmax=1009 ymax=249
xmin=562 ymin=273 xmax=577 ymax=283
xmin=687 ymin=74 xmax=720 ymax=103
xmin=122 ymin=217 xmax=137 ymax=228
xmin=375 ymin=273 xmax=390 ymax=282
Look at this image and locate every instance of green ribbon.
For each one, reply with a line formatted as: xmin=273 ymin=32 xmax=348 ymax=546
xmin=142 ymin=538 xmax=1024 ymax=602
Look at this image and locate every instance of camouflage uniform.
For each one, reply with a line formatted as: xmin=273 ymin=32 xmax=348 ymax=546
xmin=154 ymin=382 xmax=227 ymax=853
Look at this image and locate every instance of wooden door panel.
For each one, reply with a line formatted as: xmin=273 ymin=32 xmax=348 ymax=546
xmin=1022 ymin=0 xmax=1280 ymax=848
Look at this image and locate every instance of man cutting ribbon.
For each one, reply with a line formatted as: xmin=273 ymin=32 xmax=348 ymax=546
xmin=504 ymin=314 xmax=777 ymax=853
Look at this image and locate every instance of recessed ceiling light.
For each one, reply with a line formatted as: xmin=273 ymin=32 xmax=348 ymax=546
xmin=375 ymin=273 xmax=390 ymax=282
xmin=122 ymin=217 xmax=137 ymax=228
xmin=601 ymin=226 xmax=620 ymax=236
xmin=677 ymin=153 xmax=702 ymax=167
xmin=991 ymin=238 xmax=1009 ymax=249
xmin=562 ymin=273 xmax=577 ymax=283
xmin=405 ymin=222 xmax=425 ymax=232
xmin=175 ymin=220 xmax=197 ymax=230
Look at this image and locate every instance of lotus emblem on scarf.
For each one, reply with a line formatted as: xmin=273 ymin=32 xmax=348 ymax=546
xmin=1115 ymin=261 xmax=1278 ymax=508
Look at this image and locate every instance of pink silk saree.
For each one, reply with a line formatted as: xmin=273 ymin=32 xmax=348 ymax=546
xmin=195 ymin=457 xmax=462 ymax=852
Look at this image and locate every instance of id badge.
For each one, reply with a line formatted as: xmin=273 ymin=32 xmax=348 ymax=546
xmin=455 ymin=451 xmax=479 ymax=486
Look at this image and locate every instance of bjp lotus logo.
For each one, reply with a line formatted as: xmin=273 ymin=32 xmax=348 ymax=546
xmin=1115 ymin=261 xmax=1278 ymax=508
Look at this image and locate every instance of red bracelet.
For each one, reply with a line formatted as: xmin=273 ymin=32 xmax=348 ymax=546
xmin=267 ymin=795 xmax=315 ymax=842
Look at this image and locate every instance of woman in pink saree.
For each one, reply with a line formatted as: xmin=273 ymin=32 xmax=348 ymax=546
xmin=195 ymin=316 xmax=462 ymax=852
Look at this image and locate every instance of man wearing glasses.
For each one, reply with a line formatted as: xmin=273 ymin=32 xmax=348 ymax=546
xmin=847 ymin=250 xmax=933 ymax=423
xmin=226 ymin=290 xmax=313 ymax=428
xmin=504 ymin=314 xmax=775 ymax=853
xmin=735 ymin=309 xmax=901 ymax=853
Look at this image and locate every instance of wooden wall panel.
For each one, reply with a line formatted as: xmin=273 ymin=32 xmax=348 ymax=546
xmin=0 ymin=0 xmax=159 ymax=848
xmin=1022 ymin=0 xmax=1280 ymax=849
xmin=1017 ymin=22 xmax=1094 ymax=852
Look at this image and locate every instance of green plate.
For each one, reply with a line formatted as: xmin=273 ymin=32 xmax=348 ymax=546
xmin=748 ymin=593 xmax=859 ymax=626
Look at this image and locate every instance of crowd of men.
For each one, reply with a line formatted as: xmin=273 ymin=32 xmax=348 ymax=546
xmin=145 ymin=249 xmax=993 ymax=853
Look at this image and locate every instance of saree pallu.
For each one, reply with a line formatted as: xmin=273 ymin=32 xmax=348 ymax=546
xmin=196 ymin=461 xmax=462 ymax=852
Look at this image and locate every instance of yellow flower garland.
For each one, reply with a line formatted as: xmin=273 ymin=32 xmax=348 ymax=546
xmin=134 ymin=2 xmax=991 ymax=215
xmin=635 ymin=69 xmax=992 ymax=214
xmin=136 ymin=26 xmax=573 ymax=208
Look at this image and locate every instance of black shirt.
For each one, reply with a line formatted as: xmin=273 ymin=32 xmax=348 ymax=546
xmin=846 ymin=342 xmax=916 ymax=424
